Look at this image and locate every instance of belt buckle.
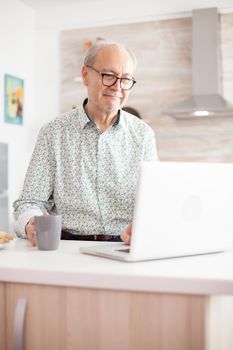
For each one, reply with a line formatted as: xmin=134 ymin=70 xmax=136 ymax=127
xmin=105 ymin=235 xmax=112 ymax=241
xmin=93 ymin=234 xmax=111 ymax=241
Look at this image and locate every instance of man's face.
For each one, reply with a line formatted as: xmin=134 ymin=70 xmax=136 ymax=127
xmin=82 ymin=45 xmax=135 ymax=115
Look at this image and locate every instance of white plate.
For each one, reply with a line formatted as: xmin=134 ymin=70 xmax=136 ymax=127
xmin=0 ymin=240 xmax=15 ymax=250
xmin=0 ymin=242 xmax=10 ymax=250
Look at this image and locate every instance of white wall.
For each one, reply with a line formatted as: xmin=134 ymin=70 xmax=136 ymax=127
xmin=3 ymin=0 xmax=185 ymax=230
xmin=37 ymin=0 xmax=214 ymax=124
xmin=2 ymin=0 xmax=233 ymax=230
xmin=0 ymin=0 xmax=35 ymax=230
xmin=34 ymin=0 xmax=188 ymax=129
xmin=34 ymin=0 xmax=233 ymax=129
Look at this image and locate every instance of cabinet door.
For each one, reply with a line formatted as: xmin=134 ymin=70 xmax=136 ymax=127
xmin=6 ymin=282 xmax=206 ymax=350
xmin=0 ymin=283 xmax=6 ymax=350
xmin=5 ymin=283 xmax=67 ymax=350
xmin=65 ymin=288 xmax=206 ymax=350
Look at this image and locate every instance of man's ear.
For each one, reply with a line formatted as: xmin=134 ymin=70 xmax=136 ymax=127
xmin=82 ymin=65 xmax=88 ymax=86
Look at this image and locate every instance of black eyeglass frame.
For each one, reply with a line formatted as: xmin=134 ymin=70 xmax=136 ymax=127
xmin=85 ymin=64 xmax=136 ymax=90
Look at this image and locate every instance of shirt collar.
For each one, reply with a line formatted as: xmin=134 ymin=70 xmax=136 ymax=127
xmin=77 ymin=99 xmax=92 ymax=130
xmin=78 ymin=98 xmax=126 ymax=131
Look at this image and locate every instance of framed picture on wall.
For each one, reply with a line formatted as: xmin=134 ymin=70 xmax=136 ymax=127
xmin=4 ymin=74 xmax=24 ymax=125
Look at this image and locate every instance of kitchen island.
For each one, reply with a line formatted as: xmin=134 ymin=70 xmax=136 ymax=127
xmin=1 ymin=239 xmax=233 ymax=350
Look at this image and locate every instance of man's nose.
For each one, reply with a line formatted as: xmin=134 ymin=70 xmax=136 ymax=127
xmin=111 ymin=78 xmax=121 ymax=90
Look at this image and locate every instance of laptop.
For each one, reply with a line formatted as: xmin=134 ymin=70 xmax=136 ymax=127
xmin=80 ymin=161 xmax=233 ymax=262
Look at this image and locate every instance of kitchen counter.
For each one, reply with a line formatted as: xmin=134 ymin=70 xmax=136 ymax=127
xmin=1 ymin=238 xmax=233 ymax=295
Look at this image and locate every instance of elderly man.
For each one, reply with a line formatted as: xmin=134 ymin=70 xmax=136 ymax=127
xmin=13 ymin=40 xmax=158 ymax=246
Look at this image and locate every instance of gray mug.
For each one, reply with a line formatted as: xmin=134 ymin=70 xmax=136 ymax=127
xmin=34 ymin=215 xmax=62 ymax=250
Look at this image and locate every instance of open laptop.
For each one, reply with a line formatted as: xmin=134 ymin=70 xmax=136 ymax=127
xmin=80 ymin=161 xmax=233 ymax=262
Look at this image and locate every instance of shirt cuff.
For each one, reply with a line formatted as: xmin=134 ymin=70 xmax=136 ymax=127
xmin=13 ymin=209 xmax=44 ymax=238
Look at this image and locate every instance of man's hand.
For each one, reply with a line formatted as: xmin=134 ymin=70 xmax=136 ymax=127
xmin=25 ymin=218 xmax=37 ymax=247
xmin=120 ymin=223 xmax=132 ymax=245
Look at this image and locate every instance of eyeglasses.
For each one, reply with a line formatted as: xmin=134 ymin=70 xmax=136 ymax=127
xmin=86 ymin=64 xmax=136 ymax=90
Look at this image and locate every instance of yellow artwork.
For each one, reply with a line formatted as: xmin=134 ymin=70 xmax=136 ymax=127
xmin=4 ymin=74 xmax=24 ymax=125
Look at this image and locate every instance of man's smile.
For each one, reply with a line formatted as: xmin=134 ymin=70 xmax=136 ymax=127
xmin=103 ymin=93 xmax=122 ymax=99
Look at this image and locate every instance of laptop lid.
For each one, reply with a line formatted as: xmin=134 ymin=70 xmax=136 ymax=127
xmin=81 ymin=161 xmax=233 ymax=261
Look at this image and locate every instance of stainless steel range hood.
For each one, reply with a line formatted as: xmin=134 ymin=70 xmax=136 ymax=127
xmin=164 ymin=8 xmax=233 ymax=118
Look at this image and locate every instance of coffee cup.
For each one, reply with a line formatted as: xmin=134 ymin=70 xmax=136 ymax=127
xmin=34 ymin=215 xmax=62 ymax=250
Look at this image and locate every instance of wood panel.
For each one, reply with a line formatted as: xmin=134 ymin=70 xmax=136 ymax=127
xmin=0 ymin=283 xmax=5 ymax=350
xmin=5 ymin=282 xmax=206 ymax=350
xmin=64 ymin=287 xmax=206 ymax=350
xmin=60 ymin=13 xmax=233 ymax=162
xmin=5 ymin=283 xmax=67 ymax=350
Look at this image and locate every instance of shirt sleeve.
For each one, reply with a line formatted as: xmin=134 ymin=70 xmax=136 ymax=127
xmin=143 ymin=126 xmax=159 ymax=161
xmin=13 ymin=126 xmax=55 ymax=238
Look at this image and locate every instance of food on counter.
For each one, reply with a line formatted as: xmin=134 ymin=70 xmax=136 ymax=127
xmin=0 ymin=232 xmax=14 ymax=244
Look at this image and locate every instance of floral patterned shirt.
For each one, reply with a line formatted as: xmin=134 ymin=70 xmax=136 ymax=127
xmin=13 ymin=106 xmax=158 ymax=238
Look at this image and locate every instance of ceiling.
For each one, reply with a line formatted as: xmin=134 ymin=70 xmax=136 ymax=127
xmin=20 ymin=0 xmax=111 ymax=8
xmin=19 ymin=0 xmax=233 ymax=12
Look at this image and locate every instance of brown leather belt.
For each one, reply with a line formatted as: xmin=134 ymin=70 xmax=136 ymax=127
xmin=61 ymin=230 xmax=121 ymax=242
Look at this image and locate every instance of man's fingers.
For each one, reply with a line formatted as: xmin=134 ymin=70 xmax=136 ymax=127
xmin=124 ymin=235 xmax=130 ymax=245
xmin=26 ymin=219 xmax=37 ymax=246
xmin=121 ymin=231 xmax=130 ymax=244
xmin=28 ymin=231 xmax=37 ymax=247
xmin=121 ymin=223 xmax=132 ymax=245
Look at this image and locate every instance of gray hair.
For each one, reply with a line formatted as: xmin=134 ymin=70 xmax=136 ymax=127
xmin=83 ymin=40 xmax=137 ymax=70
